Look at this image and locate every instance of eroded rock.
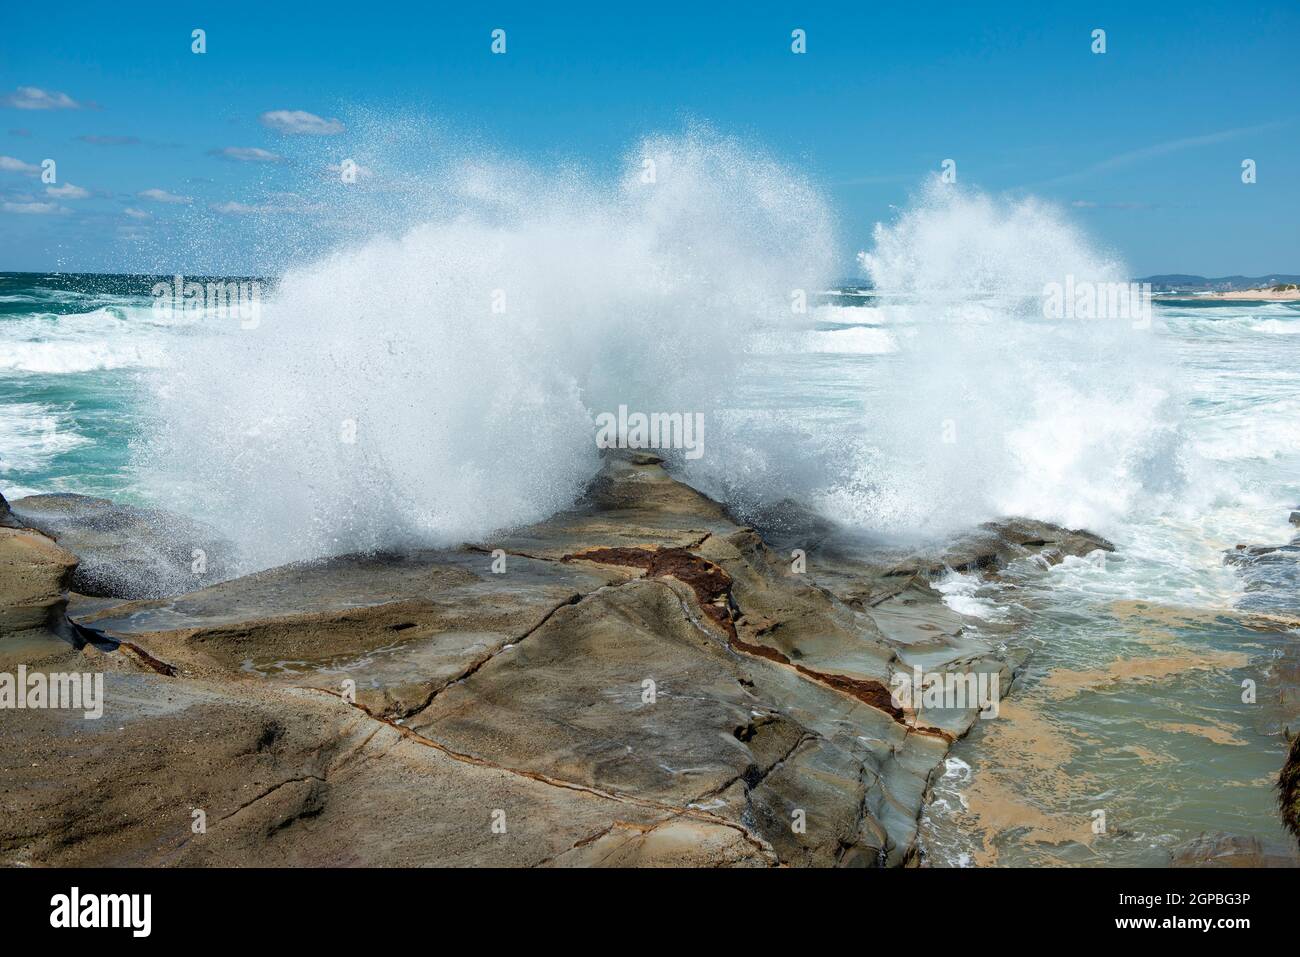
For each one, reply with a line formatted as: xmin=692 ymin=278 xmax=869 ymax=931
xmin=4 ymin=455 xmax=1102 ymax=866
xmin=0 ymin=525 xmax=78 ymax=637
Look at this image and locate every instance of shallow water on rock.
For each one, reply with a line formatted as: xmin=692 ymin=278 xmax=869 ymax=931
xmin=919 ymin=561 xmax=1295 ymax=866
xmin=910 ymin=300 xmax=1300 ymax=866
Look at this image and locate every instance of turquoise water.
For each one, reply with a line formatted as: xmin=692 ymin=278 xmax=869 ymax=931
xmin=0 ymin=273 xmax=264 ymax=501
xmin=3 ymin=271 xmax=1298 ymax=864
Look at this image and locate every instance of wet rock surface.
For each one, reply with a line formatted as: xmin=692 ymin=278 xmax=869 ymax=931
xmin=2 ymin=457 xmax=1110 ymax=866
xmin=9 ymin=493 xmax=231 ymax=600
xmin=0 ymin=490 xmax=21 ymax=529
xmin=0 ymin=525 xmax=78 ymax=638
xmin=1168 ymin=831 xmax=1300 ymax=868
xmin=1225 ymin=512 xmax=1300 ymax=850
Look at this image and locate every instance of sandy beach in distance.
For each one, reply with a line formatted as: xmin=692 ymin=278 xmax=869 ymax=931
xmin=1176 ymin=287 xmax=1300 ymax=300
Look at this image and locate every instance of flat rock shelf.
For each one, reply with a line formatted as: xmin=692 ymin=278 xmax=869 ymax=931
xmin=3 ymin=452 xmax=1123 ymax=867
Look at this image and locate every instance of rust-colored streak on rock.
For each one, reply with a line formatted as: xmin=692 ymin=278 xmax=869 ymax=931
xmin=564 ymin=546 xmax=942 ymax=734
xmin=563 ymin=546 xmax=738 ymax=638
xmin=729 ymin=635 xmax=792 ymax=665
xmin=790 ymin=664 xmax=903 ymax=720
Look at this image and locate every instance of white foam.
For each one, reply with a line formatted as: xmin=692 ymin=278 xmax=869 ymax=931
xmin=0 ymin=402 xmax=89 ymax=471
xmin=933 ymin=571 xmax=1006 ymax=621
xmin=753 ymin=325 xmax=897 ymax=355
xmin=1254 ymin=318 xmax=1300 ymax=334
xmin=0 ymin=339 xmax=166 ymax=374
xmin=829 ymin=180 xmax=1188 ymax=537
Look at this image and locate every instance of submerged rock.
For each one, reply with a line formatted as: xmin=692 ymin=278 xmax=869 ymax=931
xmin=1169 ymin=831 xmax=1300 ymax=868
xmin=3 ymin=458 xmax=1100 ymax=866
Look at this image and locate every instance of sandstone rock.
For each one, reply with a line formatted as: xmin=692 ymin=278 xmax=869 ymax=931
xmin=884 ymin=519 xmax=1114 ymax=579
xmin=0 ymin=526 xmax=78 ymax=636
xmin=6 ymin=454 xmax=1103 ymax=867
xmin=71 ymin=548 xmax=622 ymax=719
xmin=10 ymin=493 xmax=231 ymax=600
xmin=0 ymin=671 xmax=772 ymax=867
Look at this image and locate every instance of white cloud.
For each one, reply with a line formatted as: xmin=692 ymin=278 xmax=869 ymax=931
xmin=0 ymin=154 xmax=39 ymax=175
xmin=138 ymin=187 xmax=191 ymax=204
xmin=123 ymin=207 xmax=152 ymax=219
xmin=3 ymin=201 xmax=68 ymax=214
xmin=210 ymin=146 xmax=283 ymax=163
xmin=1036 ymin=120 xmax=1291 ymax=188
xmin=46 ymin=182 xmax=90 ymax=199
xmin=260 ymin=109 xmax=344 ymax=135
xmin=1 ymin=86 xmax=84 ymax=110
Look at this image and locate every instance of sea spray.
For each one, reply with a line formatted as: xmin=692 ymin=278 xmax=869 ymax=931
xmin=137 ymin=128 xmax=834 ymax=572
xmin=821 ymin=179 xmax=1190 ymax=537
xmin=137 ymin=132 xmax=1194 ymax=571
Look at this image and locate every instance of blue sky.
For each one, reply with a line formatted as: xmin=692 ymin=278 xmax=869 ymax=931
xmin=1 ymin=0 xmax=1296 ymax=276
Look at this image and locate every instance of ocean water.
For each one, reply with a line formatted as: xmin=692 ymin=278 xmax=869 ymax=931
xmin=2 ymin=164 xmax=1297 ymax=865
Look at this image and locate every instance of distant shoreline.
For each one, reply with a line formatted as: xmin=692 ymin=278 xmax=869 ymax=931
xmin=1157 ymin=287 xmax=1300 ymax=301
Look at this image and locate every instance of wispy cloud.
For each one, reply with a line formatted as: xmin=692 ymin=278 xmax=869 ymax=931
xmin=0 ymin=155 xmax=39 ymax=176
xmin=260 ymin=109 xmax=344 ymax=135
xmin=138 ymin=187 xmax=191 ymax=204
xmin=1 ymin=86 xmax=85 ymax=110
xmin=3 ymin=200 xmax=69 ymax=214
xmin=47 ymin=183 xmax=90 ymax=199
xmin=123 ymin=207 xmax=152 ymax=220
xmin=1037 ymin=121 xmax=1290 ymax=187
xmin=209 ymin=146 xmax=283 ymax=163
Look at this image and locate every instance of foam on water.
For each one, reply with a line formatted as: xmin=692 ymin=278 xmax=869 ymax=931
xmin=0 ymin=401 xmax=90 ymax=471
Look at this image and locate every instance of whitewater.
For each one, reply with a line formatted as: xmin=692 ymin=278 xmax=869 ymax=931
xmin=2 ymin=131 xmax=1297 ymax=864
